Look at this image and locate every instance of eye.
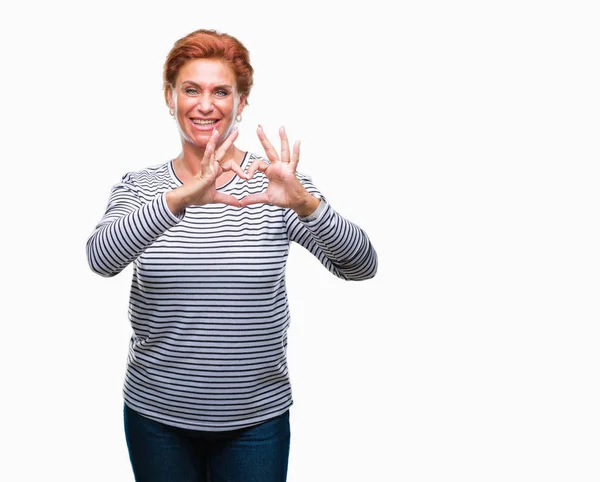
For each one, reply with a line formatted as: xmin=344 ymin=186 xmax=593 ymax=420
xmin=184 ymin=87 xmax=199 ymax=96
xmin=215 ymin=89 xmax=229 ymax=97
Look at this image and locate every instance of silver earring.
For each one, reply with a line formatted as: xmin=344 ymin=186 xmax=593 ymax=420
xmin=169 ymin=108 xmax=175 ymax=116
xmin=236 ymin=114 xmax=242 ymax=123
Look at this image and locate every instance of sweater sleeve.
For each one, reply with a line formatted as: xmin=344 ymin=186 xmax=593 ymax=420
xmin=86 ymin=173 xmax=184 ymax=277
xmin=284 ymin=175 xmax=378 ymax=281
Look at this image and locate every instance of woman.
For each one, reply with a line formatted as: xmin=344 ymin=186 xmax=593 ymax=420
xmin=87 ymin=29 xmax=377 ymax=482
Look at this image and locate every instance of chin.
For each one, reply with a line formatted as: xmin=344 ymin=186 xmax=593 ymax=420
xmin=179 ymin=132 xmax=208 ymax=149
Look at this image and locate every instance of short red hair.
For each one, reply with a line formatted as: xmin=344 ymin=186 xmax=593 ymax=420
xmin=163 ymin=29 xmax=254 ymax=104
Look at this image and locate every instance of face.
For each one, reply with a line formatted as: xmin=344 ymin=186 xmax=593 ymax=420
xmin=167 ymin=58 xmax=246 ymax=149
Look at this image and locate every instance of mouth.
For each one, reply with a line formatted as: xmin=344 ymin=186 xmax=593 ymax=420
xmin=190 ymin=118 xmax=220 ymax=130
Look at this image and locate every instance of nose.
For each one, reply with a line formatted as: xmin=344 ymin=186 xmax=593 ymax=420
xmin=196 ymin=93 xmax=214 ymax=114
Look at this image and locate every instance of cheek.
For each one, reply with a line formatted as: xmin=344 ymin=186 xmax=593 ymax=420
xmin=177 ymin=97 xmax=189 ymax=109
xmin=219 ymin=99 xmax=236 ymax=114
xmin=175 ymin=98 xmax=197 ymax=116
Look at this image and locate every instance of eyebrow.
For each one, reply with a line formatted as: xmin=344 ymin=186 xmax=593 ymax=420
xmin=181 ymin=81 xmax=233 ymax=89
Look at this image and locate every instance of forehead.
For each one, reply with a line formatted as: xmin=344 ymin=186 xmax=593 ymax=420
xmin=176 ymin=58 xmax=236 ymax=86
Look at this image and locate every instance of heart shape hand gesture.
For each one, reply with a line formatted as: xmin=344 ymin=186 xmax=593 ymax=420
xmin=167 ymin=125 xmax=319 ymax=218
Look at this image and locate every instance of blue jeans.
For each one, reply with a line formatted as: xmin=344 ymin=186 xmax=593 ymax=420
xmin=123 ymin=404 xmax=290 ymax=482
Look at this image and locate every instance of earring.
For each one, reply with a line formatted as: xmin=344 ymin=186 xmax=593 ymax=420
xmin=169 ymin=108 xmax=174 ymax=116
xmin=236 ymin=114 xmax=242 ymax=123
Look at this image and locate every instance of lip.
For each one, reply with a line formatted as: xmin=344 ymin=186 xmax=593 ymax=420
xmin=189 ymin=118 xmax=221 ymax=131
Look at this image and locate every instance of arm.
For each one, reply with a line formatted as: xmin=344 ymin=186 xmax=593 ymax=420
xmin=86 ymin=175 xmax=184 ymax=277
xmin=240 ymin=125 xmax=377 ymax=281
xmin=87 ymin=129 xmax=246 ymax=277
xmin=285 ymin=180 xmax=378 ymax=281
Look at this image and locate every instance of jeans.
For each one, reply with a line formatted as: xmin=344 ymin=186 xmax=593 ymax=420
xmin=123 ymin=403 xmax=291 ymax=482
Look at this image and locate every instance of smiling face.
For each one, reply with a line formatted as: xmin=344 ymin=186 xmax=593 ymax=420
xmin=167 ymin=58 xmax=246 ymax=149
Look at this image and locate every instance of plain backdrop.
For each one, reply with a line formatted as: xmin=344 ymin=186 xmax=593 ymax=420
xmin=1 ymin=1 xmax=599 ymax=481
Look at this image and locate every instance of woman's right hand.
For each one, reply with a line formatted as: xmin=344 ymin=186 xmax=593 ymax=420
xmin=166 ymin=128 xmax=248 ymax=215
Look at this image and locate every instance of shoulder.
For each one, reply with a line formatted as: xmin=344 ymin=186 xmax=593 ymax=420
xmin=295 ymin=170 xmax=313 ymax=183
xmin=120 ymin=160 xmax=171 ymax=187
xmin=245 ymin=151 xmax=267 ymax=165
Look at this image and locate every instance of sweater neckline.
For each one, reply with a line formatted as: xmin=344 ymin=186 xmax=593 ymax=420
xmin=168 ymin=151 xmax=249 ymax=190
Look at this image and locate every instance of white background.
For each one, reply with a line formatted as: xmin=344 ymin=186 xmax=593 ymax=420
xmin=1 ymin=0 xmax=599 ymax=481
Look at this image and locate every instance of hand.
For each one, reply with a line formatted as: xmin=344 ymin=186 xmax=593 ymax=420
xmin=167 ymin=128 xmax=248 ymax=213
xmin=240 ymin=126 xmax=319 ymax=216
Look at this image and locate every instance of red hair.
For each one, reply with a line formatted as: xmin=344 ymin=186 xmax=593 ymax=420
xmin=163 ymin=29 xmax=254 ymax=104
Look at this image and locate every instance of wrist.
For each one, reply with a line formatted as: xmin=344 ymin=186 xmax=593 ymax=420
xmin=293 ymin=195 xmax=320 ymax=217
xmin=166 ymin=187 xmax=190 ymax=216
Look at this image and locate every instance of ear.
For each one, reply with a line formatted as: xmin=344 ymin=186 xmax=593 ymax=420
xmin=237 ymin=95 xmax=247 ymax=115
xmin=165 ymin=85 xmax=174 ymax=110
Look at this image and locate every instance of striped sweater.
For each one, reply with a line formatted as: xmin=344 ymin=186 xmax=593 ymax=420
xmin=86 ymin=152 xmax=377 ymax=431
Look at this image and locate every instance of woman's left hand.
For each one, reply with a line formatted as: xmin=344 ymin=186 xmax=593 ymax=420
xmin=240 ymin=126 xmax=320 ymax=217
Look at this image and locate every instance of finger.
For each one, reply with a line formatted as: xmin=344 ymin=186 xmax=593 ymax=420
xmin=279 ymin=126 xmax=290 ymax=163
xmin=257 ymin=125 xmax=280 ymax=163
xmin=213 ymin=192 xmax=242 ymax=208
xmin=246 ymin=159 xmax=270 ymax=179
xmin=290 ymin=140 xmax=301 ymax=172
xmin=215 ymin=126 xmax=239 ymax=161
xmin=239 ymin=192 xmax=270 ymax=207
xmin=221 ymin=159 xmax=249 ymax=180
xmin=202 ymin=129 xmax=220 ymax=165
xmin=199 ymin=146 xmax=216 ymax=178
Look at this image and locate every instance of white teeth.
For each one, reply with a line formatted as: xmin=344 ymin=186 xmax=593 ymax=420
xmin=192 ymin=119 xmax=217 ymax=125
